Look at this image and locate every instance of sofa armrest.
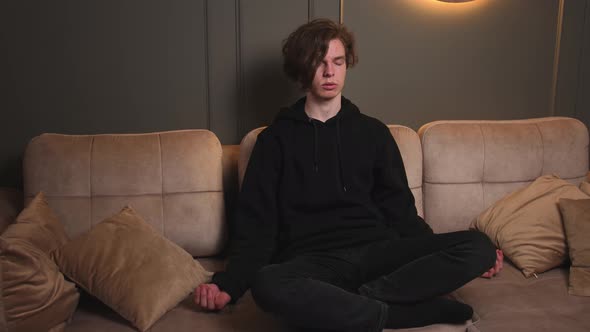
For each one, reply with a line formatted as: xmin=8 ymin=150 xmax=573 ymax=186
xmin=0 ymin=187 xmax=23 ymax=234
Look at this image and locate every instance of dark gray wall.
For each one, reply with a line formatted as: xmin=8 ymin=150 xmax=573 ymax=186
xmin=2 ymin=0 xmax=211 ymax=187
xmin=555 ymin=0 xmax=590 ymax=123
xmin=579 ymin=2 xmax=590 ymax=128
xmin=345 ymin=0 xmax=559 ymax=129
xmin=1 ymin=0 xmax=589 ymax=188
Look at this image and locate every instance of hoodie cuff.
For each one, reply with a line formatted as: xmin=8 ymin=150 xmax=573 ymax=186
xmin=211 ymin=272 xmax=246 ymax=304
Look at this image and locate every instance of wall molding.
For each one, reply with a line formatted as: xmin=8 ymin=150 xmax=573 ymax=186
xmin=236 ymin=0 xmax=244 ymax=140
xmin=551 ymin=0 xmax=565 ymax=115
xmin=574 ymin=0 xmax=590 ymax=120
xmin=204 ymin=0 xmax=211 ymax=129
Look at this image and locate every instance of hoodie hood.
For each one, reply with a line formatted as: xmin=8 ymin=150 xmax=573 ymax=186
xmin=274 ymin=96 xmax=360 ymax=123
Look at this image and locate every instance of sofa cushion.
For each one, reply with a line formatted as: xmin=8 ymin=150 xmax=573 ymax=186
xmin=419 ymin=117 xmax=589 ymax=233
xmin=457 ymin=263 xmax=590 ymax=332
xmin=53 ymin=206 xmax=213 ymax=331
xmin=472 ymin=174 xmax=589 ymax=277
xmin=0 ymin=192 xmax=78 ymax=332
xmin=559 ymin=198 xmax=590 ymax=296
xmin=23 ymin=130 xmax=227 ymax=257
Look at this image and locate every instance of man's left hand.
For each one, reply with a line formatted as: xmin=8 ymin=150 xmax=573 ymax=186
xmin=481 ymin=249 xmax=503 ymax=278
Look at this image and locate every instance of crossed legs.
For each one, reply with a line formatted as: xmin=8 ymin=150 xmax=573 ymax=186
xmin=250 ymin=231 xmax=496 ymax=331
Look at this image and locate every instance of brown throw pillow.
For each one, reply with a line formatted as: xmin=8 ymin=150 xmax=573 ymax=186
xmin=472 ymin=174 xmax=590 ymax=278
xmin=558 ymin=198 xmax=590 ymax=296
xmin=1 ymin=192 xmax=78 ymax=332
xmin=53 ymin=206 xmax=213 ymax=331
xmin=2 ymin=192 xmax=69 ymax=253
xmin=0 ymin=239 xmax=79 ymax=332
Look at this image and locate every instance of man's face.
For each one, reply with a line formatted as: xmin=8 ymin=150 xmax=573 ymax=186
xmin=308 ymin=39 xmax=347 ymax=101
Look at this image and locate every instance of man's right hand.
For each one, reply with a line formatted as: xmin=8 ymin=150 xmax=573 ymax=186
xmin=194 ymin=283 xmax=231 ymax=311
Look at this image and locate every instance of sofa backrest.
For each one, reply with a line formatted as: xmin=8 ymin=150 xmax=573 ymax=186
xmin=239 ymin=125 xmax=425 ymax=217
xmin=23 ymin=130 xmax=226 ymax=257
xmin=418 ymin=117 xmax=589 ymax=233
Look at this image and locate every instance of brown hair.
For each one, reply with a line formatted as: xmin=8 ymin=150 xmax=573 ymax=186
xmin=282 ymin=19 xmax=358 ymax=90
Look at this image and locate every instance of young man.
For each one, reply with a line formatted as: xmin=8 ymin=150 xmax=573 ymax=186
xmin=195 ymin=19 xmax=503 ymax=331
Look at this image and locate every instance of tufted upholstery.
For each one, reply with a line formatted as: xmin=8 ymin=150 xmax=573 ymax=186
xmin=418 ymin=117 xmax=589 ymax=233
xmin=16 ymin=117 xmax=589 ymax=332
xmin=23 ymin=130 xmax=227 ymax=257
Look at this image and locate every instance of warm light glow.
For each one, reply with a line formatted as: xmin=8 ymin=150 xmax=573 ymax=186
xmin=372 ymin=1 xmax=488 ymax=25
xmin=414 ymin=0 xmax=487 ymax=15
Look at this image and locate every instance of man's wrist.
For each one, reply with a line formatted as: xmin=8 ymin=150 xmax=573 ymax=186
xmin=211 ymin=272 xmax=241 ymax=304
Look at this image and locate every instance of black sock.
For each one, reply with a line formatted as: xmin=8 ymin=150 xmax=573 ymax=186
xmin=385 ymin=298 xmax=473 ymax=329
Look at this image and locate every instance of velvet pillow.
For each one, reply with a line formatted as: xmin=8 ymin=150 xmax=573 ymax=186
xmin=0 ymin=192 xmax=78 ymax=332
xmin=472 ymin=174 xmax=590 ymax=278
xmin=558 ymin=198 xmax=590 ymax=296
xmin=53 ymin=206 xmax=213 ymax=331
xmin=2 ymin=192 xmax=69 ymax=253
xmin=0 ymin=239 xmax=79 ymax=332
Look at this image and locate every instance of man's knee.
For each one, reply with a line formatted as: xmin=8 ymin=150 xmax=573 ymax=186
xmin=251 ymin=265 xmax=289 ymax=312
xmin=464 ymin=230 xmax=496 ymax=270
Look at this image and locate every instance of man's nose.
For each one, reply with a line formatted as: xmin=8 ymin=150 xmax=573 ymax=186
xmin=324 ymin=63 xmax=334 ymax=77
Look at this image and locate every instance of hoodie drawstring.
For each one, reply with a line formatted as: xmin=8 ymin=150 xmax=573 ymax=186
xmin=336 ymin=118 xmax=347 ymax=192
xmin=311 ymin=119 xmax=319 ymax=172
xmin=308 ymin=116 xmax=347 ymax=193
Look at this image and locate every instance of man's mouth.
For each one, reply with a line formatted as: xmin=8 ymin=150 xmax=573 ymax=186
xmin=322 ymin=83 xmax=337 ymax=90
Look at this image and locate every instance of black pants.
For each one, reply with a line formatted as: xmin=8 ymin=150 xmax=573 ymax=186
xmin=250 ymin=230 xmax=496 ymax=332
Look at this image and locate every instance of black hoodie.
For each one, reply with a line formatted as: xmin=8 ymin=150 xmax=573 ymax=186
xmin=211 ymin=96 xmax=432 ymax=302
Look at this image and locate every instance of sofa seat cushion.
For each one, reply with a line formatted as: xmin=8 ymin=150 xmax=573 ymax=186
xmin=66 ymin=298 xmax=136 ymax=332
xmin=456 ymin=262 xmax=590 ymax=332
xmin=198 ymin=256 xmax=227 ymax=273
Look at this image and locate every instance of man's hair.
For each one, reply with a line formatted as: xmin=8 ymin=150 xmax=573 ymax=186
xmin=282 ymin=18 xmax=358 ymax=90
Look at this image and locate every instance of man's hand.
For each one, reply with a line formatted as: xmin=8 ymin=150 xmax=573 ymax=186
xmin=481 ymin=249 xmax=503 ymax=278
xmin=194 ymin=283 xmax=231 ymax=311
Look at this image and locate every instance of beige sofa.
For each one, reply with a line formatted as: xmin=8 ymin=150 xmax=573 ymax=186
xmin=2 ymin=116 xmax=589 ymax=331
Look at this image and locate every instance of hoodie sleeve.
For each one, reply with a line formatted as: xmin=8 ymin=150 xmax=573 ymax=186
xmin=372 ymin=124 xmax=433 ymax=237
xmin=211 ymin=132 xmax=280 ymax=303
